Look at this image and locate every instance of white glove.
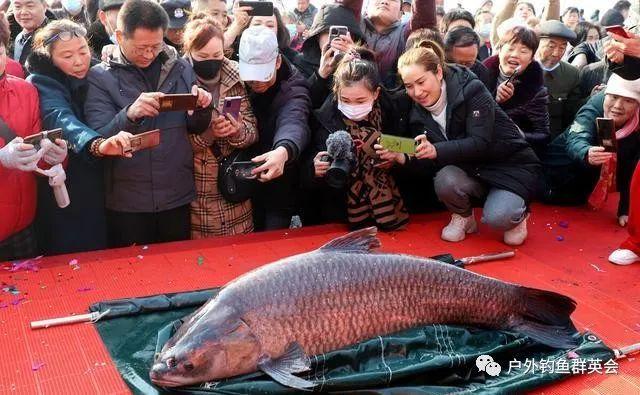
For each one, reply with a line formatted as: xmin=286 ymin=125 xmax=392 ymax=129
xmin=36 ymin=164 xmax=70 ymax=208
xmin=40 ymin=138 xmax=68 ymax=165
xmin=0 ymin=137 xmax=41 ymax=171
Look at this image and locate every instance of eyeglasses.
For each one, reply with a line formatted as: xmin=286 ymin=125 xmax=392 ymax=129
xmin=131 ymin=44 xmax=164 ymax=56
xmin=43 ymin=29 xmax=87 ymax=46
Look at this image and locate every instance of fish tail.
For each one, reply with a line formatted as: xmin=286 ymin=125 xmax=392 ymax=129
xmin=509 ymin=287 xmax=579 ymax=349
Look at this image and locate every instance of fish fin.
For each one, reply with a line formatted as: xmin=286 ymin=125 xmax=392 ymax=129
xmin=319 ymin=227 xmax=381 ymax=253
xmin=510 ymin=287 xmax=579 ymax=349
xmin=258 ymin=342 xmax=315 ymax=390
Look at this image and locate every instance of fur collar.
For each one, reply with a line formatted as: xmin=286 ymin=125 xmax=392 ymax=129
xmin=483 ymin=54 xmax=545 ymax=111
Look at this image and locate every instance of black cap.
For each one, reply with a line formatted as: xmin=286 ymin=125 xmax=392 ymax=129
xmin=600 ymin=9 xmax=625 ymax=27
xmin=160 ymin=0 xmax=191 ymax=29
xmin=538 ymin=20 xmax=577 ymax=41
xmin=99 ymin=0 xmax=125 ymax=12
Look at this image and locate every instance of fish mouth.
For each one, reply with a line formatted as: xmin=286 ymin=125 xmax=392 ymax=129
xmin=149 ymin=377 xmax=187 ymax=388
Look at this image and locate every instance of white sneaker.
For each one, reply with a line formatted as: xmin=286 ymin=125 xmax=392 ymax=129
xmin=608 ymin=249 xmax=640 ymax=265
xmin=504 ymin=215 xmax=528 ymax=246
xmin=441 ymin=212 xmax=478 ymax=242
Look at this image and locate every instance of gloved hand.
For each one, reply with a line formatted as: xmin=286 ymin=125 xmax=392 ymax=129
xmin=0 ymin=137 xmax=40 ymax=171
xmin=40 ymin=138 xmax=68 ymax=165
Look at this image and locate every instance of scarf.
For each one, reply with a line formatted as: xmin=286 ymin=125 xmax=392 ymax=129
xmin=344 ymin=103 xmax=409 ymax=231
xmin=588 ymin=109 xmax=640 ymax=210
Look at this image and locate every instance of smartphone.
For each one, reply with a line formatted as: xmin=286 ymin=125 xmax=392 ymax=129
xmin=329 ymin=25 xmax=349 ymax=44
xmin=379 ymin=134 xmax=416 ymax=155
xmin=229 ymin=161 xmax=263 ymax=180
xmin=222 ymin=96 xmax=242 ymax=121
xmin=596 ymin=117 xmax=617 ymax=153
xmin=123 ymin=129 xmax=161 ymax=155
xmin=605 ymin=25 xmax=630 ymax=38
xmin=238 ymin=1 xmax=273 ymax=16
xmin=505 ymin=65 xmax=521 ymax=85
xmin=158 ymin=93 xmax=198 ymax=112
xmin=23 ymin=128 xmax=63 ymax=149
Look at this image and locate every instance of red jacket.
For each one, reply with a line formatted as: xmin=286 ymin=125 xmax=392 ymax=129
xmin=0 ymin=74 xmax=41 ymax=242
xmin=6 ymin=59 xmax=25 ymax=79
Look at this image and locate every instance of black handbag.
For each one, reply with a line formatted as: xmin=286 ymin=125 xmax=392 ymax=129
xmin=211 ymin=143 xmax=255 ymax=204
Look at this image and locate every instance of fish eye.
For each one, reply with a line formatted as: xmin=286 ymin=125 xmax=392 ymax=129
xmin=166 ymin=357 xmax=177 ymax=369
xmin=183 ymin=361 xmax=194 ymax=371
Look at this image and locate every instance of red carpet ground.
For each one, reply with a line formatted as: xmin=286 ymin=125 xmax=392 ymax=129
xmin=1 ymin=196 xmax=639 ymax=394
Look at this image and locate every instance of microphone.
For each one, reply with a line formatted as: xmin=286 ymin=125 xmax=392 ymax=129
xmin=325 ymin=130 xmax=354 ymax=188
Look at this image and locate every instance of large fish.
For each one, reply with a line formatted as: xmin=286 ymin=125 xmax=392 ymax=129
xmin=150 ymin=227 xmax=578 ymax=389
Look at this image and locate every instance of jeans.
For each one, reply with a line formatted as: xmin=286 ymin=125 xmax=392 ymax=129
xmin=434 ymin=165 xmax=526 ymax=231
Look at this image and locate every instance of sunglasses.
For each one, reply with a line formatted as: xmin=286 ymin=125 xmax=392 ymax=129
xmin=43 ymin=29 xmax=87 ymax=46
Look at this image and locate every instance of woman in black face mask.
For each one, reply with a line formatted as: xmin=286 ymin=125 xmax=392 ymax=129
xmin=183 ymin=14 xmax=259 ymax=238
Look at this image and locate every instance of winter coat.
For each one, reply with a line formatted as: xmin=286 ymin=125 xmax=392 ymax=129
xmin=483 ymin=55 xmax=551 ymax=153
xmin=551 ymin=92 xmax=640 ymax=215
xmin=542 ymin=60 xmax=584 ymax=139
xmin=84 ymin=45 xmax=211 ymax=213
xmin=404 ymin=65 xmax=541 ymax=203
xmin=6 ymin=58 xmax=24 ymax=79
xmin=26 ymin=52 xmax=108 ymax=255
xmin=300 ymin=86 xmax=414 ymax=224
xmin=189 ymin=57 xmax=258 ymax=238
xmin=248 ymin=58 xmax=311 ymax=211
xmin=341 ymin=0 xmax=437 ymax=88
xmin=608 ymin=56 xmax=640 ymax=81
xmin=0 ymin=74 xmax=41 ymax=242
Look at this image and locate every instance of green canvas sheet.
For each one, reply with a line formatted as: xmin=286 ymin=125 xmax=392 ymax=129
xmin=90 ymin=289 xmax=614 ymax=395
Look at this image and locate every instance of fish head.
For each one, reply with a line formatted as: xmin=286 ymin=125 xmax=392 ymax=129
xmin=150 ymin=304 xmax=261 ymax=387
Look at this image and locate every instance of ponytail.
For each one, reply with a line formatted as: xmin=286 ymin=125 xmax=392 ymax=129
xmin=398 ymin=39 xmax=447 ymax=76
xmin=332 ymin=46 xmax=381 ymax=95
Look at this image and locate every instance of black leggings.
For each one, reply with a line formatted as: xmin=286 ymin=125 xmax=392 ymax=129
xmin=106 ymin=205 xmax=190 ymax=248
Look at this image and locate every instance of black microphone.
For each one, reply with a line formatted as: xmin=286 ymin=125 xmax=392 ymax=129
xmin=325 ymin=130 xmax=354 ymax=188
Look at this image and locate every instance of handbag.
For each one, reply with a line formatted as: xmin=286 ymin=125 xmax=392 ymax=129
xmin=211 ymin=143 xmax=255 ymax=204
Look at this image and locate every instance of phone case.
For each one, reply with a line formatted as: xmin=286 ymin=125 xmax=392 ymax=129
xmin=238 ymin=1 xmax=273 ymax=16
xmin=596 ymin=118 xmax=617 ymax=153
xmin=158 ymin=94 xmax=198 ymax=112
xmin=124 ymin=129 xmax=161 ymax=155
xmin=605 ymin=25 xmax=629 ymax=38
xmin=23 ymin=128 xmax=63 ymax=148
xmin=379 ymin=134 xmax=416 ymax=155
xmin=329 ymin=26 xmax=349 ymax=42
xmin=222 ymin=96 xmax=242 ymax=121
xmin=230 ymin=161 xmax=260 ymax=179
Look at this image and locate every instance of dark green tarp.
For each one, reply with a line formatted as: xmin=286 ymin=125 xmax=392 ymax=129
xmin=90 ymin=289 xmax=615 ymax=395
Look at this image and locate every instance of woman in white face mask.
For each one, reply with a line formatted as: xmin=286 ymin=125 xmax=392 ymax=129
xmin=300 ymin=47 xmax=410 ymax=231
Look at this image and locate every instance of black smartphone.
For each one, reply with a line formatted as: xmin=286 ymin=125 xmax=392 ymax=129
xmin=23 ymin=128 xmax=63 ymax=149
xmin=596 ymin=117 xmax=617 ymax=153
xmin=230 ymin=161 xmax=263 ymax=179
xmin=238 ymin=1 xmax=273 ymax=16
xmin=505 ymin=65 xmax=521 ymax=85
xmin=158 ymin=93 xmax=198 ymax=112
xmin=329 ymin=25 xmax=348 ymax=43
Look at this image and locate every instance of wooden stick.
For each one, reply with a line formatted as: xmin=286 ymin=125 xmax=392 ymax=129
xmin=614 ymin=342 xmax=640 ymax=359
xmin=30 ymin=309 xmax=110 ymax=329
xmin=459 ymin=251 xmax=516 ymax=265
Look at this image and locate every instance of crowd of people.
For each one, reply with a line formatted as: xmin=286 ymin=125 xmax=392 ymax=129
xmin=1 ymin=0 xmax=640 ymax=266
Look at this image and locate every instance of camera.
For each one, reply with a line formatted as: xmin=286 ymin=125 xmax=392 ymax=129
xmin=321 ymin=154 xmax=352 ymax=189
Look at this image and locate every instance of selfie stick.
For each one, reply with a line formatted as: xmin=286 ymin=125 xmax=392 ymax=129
xmin=30 ymin=309 xmax=111 ymax=329
xmin=53 ymin=182 xmax=70 ymax=208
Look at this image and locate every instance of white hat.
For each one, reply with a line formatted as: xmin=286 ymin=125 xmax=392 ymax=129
xmin=239 ymin=26 xmax=279 ymax=82
xmin=606 ymin=74 xmax=640 ymax=103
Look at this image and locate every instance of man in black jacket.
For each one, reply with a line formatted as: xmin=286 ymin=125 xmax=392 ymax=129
xmin=444 ymin=26 xmax=491 ymax=89
xmin=239 ymin=26 xmax=311 ymax=230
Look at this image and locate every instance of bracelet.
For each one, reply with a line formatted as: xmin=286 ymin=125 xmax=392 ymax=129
xmin=90 ymin=138 xmax=105 ymax=157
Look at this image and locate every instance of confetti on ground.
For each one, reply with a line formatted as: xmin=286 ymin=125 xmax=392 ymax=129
xmin=10 ymin=297 xmax=26 ymax=306
xmin=31 ymin=362 xmax=45 ymax=371
xmin=69 ymin=259 xmax=80 ymax=270
xmin=590 ymin=264 xmax=605 ymax=273
xmin=558 ymin=221 xmax=569 ymax=228
xmin=7 ymin=256 xmax=43 ymax=272
xmin=556 ymin=236 xmax=564 ymax=241
xmin=0 ymin=302 xmax=7 ymax=309
xmin=142 ymin=246 xmax=149 ymax=250
xmin=1 ymin=284 xmax=20 ymax=295
xmin=77 ymin=287 xmax=94 ymax=292
xmin=197 ymin=256 xmax=205 ymax=266
xmin=137 ymin=255 xmax=144 ymax=260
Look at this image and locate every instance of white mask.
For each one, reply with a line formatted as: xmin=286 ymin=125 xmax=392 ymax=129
xmin=338 ymin=101 xmax=374 ymax=121
xmin=61 ymin=0 xmax=83 ymax=16
xmin=477 ymin=24 xmax=491 ymax=39
xmin=401 ymin=12 xmax=412 ymax=23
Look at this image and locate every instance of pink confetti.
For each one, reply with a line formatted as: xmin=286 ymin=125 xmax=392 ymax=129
xmin=31 ymin=362 xmax=45 ymax=371
xmin=567 ymin=351 xmax=579 ymax=359
xmin=68 ymin=259 xmax=78 ymax=266
xmin=142 ymin=246 xmax=149 ymax=250
xmin=137 ymin=255 xmax=144 ymax=260
xmin=7 ymin=256 xmax=43 ymax=272
xmin=77 ymin=287 xmax=93 ymax=292
xmin=10 ymin=297 xmax=26 ymax=306
xmin=0 ymin=302 xmax=7 ymax=309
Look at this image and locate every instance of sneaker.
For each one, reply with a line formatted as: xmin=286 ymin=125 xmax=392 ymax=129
xmin=441 ymin=212 xmax=478 ymax=242
xmin=504 ymin=215 xmax=528 ymax=246
xmin=608 ymin=249 xmax=640 ymax=265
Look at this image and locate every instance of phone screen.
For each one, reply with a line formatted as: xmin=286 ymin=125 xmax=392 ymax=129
xmin=379 ymin=134 xmax=416 ymax=155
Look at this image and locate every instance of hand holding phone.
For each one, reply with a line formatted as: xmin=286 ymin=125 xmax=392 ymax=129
xmin=605 ymin=25 xmax=630 ymax=39
xmin=230 ymin=160 xmax=263 ymax=179
xmin=596 ymin=117 xmax=617 ymax=153
xmin=378 ymin=134 xmax=417 ymax=155
xmin=238 ymin=1 xmax=273 ymax=16
xmin=222 ymin=96 xmax=242 ymax=122
xmin=122 ymin=129 xmax=161 ymax=155
xmin=23 ymin=128 xmax=63 ymax=150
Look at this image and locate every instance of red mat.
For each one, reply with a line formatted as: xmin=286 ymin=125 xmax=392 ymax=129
xmin=2 ymin=197 xmax=640 ymax=394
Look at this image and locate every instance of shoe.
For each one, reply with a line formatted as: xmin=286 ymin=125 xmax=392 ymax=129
xmin=441 ymin=212 xmax=478 ymax=242
xmin=608 ymin=249 xmax=640 ymax=265
xmin=504 ymin=215 xmax=528 ymax=246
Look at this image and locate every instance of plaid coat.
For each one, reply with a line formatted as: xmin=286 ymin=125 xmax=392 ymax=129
xmin=190 ymin=59 xmax=258 ymax=238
